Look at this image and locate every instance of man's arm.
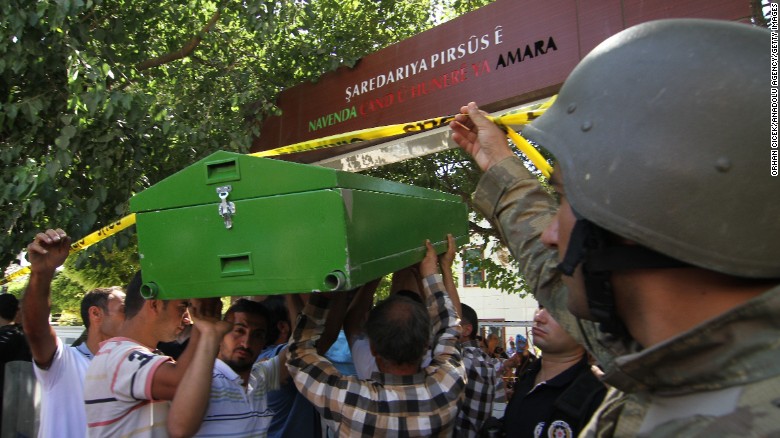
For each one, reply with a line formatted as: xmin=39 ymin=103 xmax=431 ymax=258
xmin=274 ymin=344 xmax=290 ymax=384
xmin=418 ymin=240 xmax=466 ymax=417
xmin=22 ymin=229 xmax=70 ymax=368
xmin=318 ymin=290 xmax=349 ymax=354
xmin=286 ymin=292 xmax=351 ymax=424
xmin=450 ymin=105 xmax=570 ymax=324
xmin=451 ymin=103 xmax=606 ymax=358
xmin=438 ymin=234 xmax=461 ymax=318
xmin=166 ymin=312 xmax=231 ymax=438
xmin=420 ymin=240 xmax=463 ymax=369
xmin=151 ymin=298 xmax=222 ymax=401
xmin=450 ymin=103 xmax=560 ymax=297
xmin=343 ymin=279 xmax=379 ymax=347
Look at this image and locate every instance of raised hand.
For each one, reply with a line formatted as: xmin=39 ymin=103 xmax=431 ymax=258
xmin=449 ymin=102 xmax=514 ymax=172
xmin=190 ymin=298 xmax=231 ymax=338
xmin=27 ymin=229 xmax=71 ymax=276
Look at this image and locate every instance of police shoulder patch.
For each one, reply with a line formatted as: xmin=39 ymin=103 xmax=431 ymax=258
xmin=547 ymin=420 xmax=573 ymax=438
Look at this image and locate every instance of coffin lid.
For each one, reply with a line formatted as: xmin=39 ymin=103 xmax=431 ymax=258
xmin=130 ymin=151 xmax=458 ymax=213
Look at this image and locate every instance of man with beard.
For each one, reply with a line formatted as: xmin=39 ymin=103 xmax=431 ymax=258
xmin=167 ymin=299 xmax=289 ymax=438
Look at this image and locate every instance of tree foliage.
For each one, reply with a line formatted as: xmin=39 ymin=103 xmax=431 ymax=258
xmin=1 ymin=0 xmax=492 ymax=269
xmin=364 ymin=143 xmax=549 ymax=296
xmin=48 ymin=273 xmax=87 ymax=323
xmin=62 ymin=236 xmax=139 ymax=290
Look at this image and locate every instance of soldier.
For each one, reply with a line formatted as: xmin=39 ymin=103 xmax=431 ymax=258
xmin=450 ymin=19 xmax=779 ymax=436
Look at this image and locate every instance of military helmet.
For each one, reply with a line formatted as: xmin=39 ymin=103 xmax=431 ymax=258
xmin=523 ymin=19 xmax=778 ymax=278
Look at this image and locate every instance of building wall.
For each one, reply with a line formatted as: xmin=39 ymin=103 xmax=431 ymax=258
xmin=458 ymin=282 xmax=539 ymax=351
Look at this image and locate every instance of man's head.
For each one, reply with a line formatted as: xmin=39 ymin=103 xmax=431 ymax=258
xmin=460 ymin=303 xmax=479 ymax=342
xmin=485 ymin=333 xmax=499 ymax=354
xmin=532 ymin=306 xmax=583 ymax=357
xmin=80 ymin=287 xmax=126 ymax=338
xmin=524 ymin=19 xmax=776 ymax=329
xmin=395 ymin=289 xmax=423 ymax=304
xmin=0 ymin=294 xmax=20 ymax=323
xmin=219 ymin=299 xmax=269 ymax=373
xmin=366 ymin=294 xmax=430 ymax=369
xmin=125 ymin=271 xmax=191 ymax=343
xmin=261 ymin=295 xmax=291 ymax=346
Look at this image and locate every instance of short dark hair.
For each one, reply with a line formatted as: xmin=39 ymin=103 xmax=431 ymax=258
xmin=0 ymin=294 xmax=19 ymax=321
xmin=124 ymin=271 xmax=146 ymax=320
xmin=225 ymin=299 xmax=269 ymax=323
xmin=261 ymin=295 xmax=290 ymax=345
xmin=365 ymin=295 xmax=430 ymax=366
xmin=460 ymin=303 xmax=479 ymax=340
xmin=395 ymin=289 xmax=423 ymax=304
xmin=80 ymin=287 xmax=123 ymax=329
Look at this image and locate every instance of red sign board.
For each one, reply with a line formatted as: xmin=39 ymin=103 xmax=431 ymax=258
xmin=252 ymin=0 xmax=750 ymax=161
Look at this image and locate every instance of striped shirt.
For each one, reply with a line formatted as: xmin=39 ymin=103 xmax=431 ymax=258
xmin=287 ymin=274 xmax=465 ymax=437
xmin=193 ymin=356 xmax=282 ymax=437
xmin=84 ymin=338 xmax=173 ymax=437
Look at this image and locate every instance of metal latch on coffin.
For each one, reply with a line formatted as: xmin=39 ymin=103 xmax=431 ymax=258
xmin=217 ymin=185 xmax=236 ymax=229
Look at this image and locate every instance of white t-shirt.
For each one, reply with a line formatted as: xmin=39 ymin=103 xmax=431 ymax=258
xmin=33 ymin=338 xmax=92 ymax=438
xmin=84 ymin=338 xmax=173 ymax=437
xmin=193 ymin=356 xmax=281 ymax=437
xmin=351 ymin=336 xmax=431 ymax=380
xmin=351 ymin=336 xmax=378 ymax=380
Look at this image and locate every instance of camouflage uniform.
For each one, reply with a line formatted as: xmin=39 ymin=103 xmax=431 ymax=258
xmin=473 ymin=156 xmax=780 ymax=437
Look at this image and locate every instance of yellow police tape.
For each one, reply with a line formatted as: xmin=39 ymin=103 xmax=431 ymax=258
xmin=251 ymin=96 xmax=556 ymax=163
xmin=1 ymin=97 xmax=554 ymax=285
xmin=0 ymin=214 xmax=137 ymax=285
xmin=506 ymin=127 xmax=552 ymax=178
xmin=491 ymin=96 xmax=555 ymax=178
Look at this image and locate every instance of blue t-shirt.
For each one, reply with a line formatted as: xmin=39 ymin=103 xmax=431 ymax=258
xmin=257 ymin=343 xmax=320 ymax=438
xmin=323 ymin=330 xmax=356 ymax=376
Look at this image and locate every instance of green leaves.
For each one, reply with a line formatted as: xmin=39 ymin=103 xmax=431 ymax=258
xmin=0 ymin=0 xmax=495 ymax=274
xmin=55 ymin=125 xmax=77 ymax=149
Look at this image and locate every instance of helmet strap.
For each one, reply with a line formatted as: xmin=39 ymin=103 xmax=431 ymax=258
xmin=555 ymin=211 xmax=589 ymax=276
xmin=561 ymin=218 xmax=628 ymax=336
xmin=556 ymin=214 xmax=690 ymax=338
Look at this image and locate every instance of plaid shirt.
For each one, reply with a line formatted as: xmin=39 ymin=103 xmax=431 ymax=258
xmin=455 ymin=340 xmax=497 ymax=437
xmin=287 ymin=274 xmax=465 ymax=437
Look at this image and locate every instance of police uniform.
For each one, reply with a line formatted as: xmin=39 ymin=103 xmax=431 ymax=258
xmin=504 ymin=355 xmax=604 ymax=438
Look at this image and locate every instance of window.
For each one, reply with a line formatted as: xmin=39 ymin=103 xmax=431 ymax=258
xmin=462 ymin=248 xmax=484 ymax=287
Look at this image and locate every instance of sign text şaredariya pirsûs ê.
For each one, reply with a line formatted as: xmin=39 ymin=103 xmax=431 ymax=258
xmin=344 ymin=27 xmax=505 ymax=104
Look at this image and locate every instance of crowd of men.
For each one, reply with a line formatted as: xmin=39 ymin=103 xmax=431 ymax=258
xmin=2 ymin=17 xmax=777 ymax=437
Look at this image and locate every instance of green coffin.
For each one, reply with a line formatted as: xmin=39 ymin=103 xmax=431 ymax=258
xmin=129 ymin=151 xmax=468 ymax=299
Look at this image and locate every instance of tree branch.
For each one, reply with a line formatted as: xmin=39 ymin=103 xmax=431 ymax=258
xmin=136 ymin=9 xmax=221 ymax=72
